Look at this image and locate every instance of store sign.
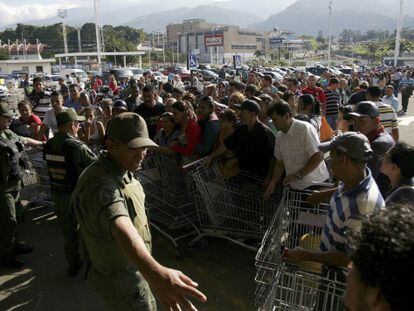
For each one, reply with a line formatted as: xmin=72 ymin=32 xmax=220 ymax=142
xmin=205 ymin=34 xmax=224 ymax=47
xmin=269 ymin=37 xmax=283 ymax=45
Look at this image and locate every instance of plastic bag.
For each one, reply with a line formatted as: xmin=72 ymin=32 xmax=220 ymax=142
xmin=320 ymin=116 xmax=333 ymax=142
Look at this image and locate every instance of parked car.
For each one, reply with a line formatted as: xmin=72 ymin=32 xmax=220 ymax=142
xmin=162 ymin=67 xmax=191 ymax=81
xmin=109 ymin=68 xmax=134 ymax=82
xmin=0 ymin=74 xmax=19 ymax=89
xmin=0 ymin=85 xmax=8 ymax=99
xmin=129 ymin=67 xmax=145 ymax=80
xmin=200 ymin=69 xmax=219 ymax=81
xmin=43 ymin=75 xmax=62 ymax=89
xmin=306 ymin=66 xmax=328 ymax=76
xmin=263 ymin=71 xmax=284 ymax=82
xmin=152 ymin=71 xmax=168 ymax=83
xmin=59 ymin=69 xmax=88 ymax=82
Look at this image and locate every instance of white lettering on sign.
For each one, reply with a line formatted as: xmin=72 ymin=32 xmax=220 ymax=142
xmin=205 ymin=35 xmax=224 ymax=47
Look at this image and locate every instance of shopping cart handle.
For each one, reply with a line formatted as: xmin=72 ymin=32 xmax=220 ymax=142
xmin=182 ymin=157 xmax=208 ymax=170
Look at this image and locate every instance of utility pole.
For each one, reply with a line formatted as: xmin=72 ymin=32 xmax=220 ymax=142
xmin=162 ymin=33 xmax=166 ymax=65
xmin=394 ymin=0 xmax=404 ymax=66
xmin=58 ymin=9 xmax=68 ymax=62
xmin=148 ymin=33 xmax=151 ymax=67
xmin=93 ymin=0 xmax=102 ymax=72
xmin=76 ymin=26 xmax=82 ymax=52
xmin=328 ymin=0 xmax=333 ymax=66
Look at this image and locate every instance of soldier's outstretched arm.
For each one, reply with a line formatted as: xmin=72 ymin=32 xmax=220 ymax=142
xmin=111 ymin=216 xmax=207 ymax=311
xmin=22 ymin=137 xmax=43 ymax=147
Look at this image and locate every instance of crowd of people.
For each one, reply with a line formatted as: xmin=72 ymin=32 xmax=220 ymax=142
xmin=1 ymin=64 xmax=414 ymax=310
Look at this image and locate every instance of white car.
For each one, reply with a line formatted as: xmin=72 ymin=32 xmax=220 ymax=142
xmin=43 ymin=75 xmax=61 ymax=89
xmin=153 ymin=71 xmax=168 ymax=83
xmin=0 ymin=85 xmax=8 ymax=99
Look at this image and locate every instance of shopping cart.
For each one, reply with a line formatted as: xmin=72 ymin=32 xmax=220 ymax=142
xmin=20 ymin=149 xmax=52 ymax=207
xmin=255 ymin=186 xmax=346 ymax=310
xmin=137 ymin=154 xmax=202 ymax=254
xmin=188 ymin=159 xmax=282 ymax=251
xmin=261 ymin=263 xmax=346 ymax=311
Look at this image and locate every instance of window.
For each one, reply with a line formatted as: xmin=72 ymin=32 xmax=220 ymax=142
xmin=36 ymin=66 xmax=43 ymax=73
xmin=231 ymin=44 xmax=257 ymax=50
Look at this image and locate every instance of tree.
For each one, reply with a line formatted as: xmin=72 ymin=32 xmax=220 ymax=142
xmin=388 ymin=38 xmax=414 ymax=56
xmin=0 ymin=48 xmax=10 ymax=60
xmin=254 ymin=50 xmax=264 ymax=58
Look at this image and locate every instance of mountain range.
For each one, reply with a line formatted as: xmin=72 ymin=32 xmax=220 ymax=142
xmin=1 ymin=0 xmax=413 ymax=36
xmin=253 ymin=0 xmax=414 ymax=35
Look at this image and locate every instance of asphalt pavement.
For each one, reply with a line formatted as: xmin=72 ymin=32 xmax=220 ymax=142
xmin=1 ymin=96 xmax=413 ymax=311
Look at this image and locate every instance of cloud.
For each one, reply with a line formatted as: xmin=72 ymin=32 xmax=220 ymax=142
xmin=0 ymin=1 xmax=84 ymax=25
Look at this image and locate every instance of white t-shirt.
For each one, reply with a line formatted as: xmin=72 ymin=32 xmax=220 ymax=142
xmin=43 ymin=107 xmax=67 ymax=135
xmin=275 ymin=119 xmax=329 ymax=190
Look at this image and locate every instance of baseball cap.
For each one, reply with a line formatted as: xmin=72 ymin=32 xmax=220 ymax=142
xmin=0 ymin=102 xmax=14 ymax=118
xmin=113 ymin=99 xmax=128 ymax=111
xmin=107 ymin=112 xmax=158 ymax=148
xmin=318 ymin=132 xmax=373 ymax=161
xmin=359 ymin=81 xmax=369 ymax=88
xmin=348 ymin=101 xmax=380 ymax=118
xmin=56 ymin=108 xmax=85 ymax=125
xmin=234 ymin=99 xmax=261 ymax=114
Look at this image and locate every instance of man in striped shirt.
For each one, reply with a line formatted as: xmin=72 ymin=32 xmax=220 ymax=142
xmin=367 ymin=85 xmax=399 ymax=142
xmin=323 ymin=78 xmax=341 ymax=130
xmin=283 ymin=132 xmax=384 ymax=267
xmin=27 ymin=77 xmax=51 ymax=121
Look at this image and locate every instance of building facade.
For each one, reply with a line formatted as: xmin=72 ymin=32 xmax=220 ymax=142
xmin=167 ymin=19 xmax=265 ymax=64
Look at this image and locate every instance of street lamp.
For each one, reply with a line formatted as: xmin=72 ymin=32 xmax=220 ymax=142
xmin=394 ymin=0 xmax=404 ymax=66
xmin=58 ymin=9 xmax=68 ymax=61
xmin=328 ymin=0 xmax=333 ymax=66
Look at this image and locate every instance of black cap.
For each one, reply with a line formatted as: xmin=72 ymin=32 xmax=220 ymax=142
xmin=319 ymin=132 xmax=373 ymax=161
xmin=348 ymin=101 xmax=380 ymax=118
xmin=234 ymin=99 xmax=261 ymax=114
xmin=113 ymin=99 xmax=128 ymax=111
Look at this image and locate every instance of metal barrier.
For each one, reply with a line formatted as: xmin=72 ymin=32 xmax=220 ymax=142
xmin=20 ymin=149 xmax=52 ymax=206
xmin=255 ymin=187 xmax=346 ymax=310
xmin=188 ymin=159 xmax=282 ymax=251
xmin=136 ymin=154 xmax=201 ymax=254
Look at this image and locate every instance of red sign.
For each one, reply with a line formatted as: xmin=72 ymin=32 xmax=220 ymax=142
xmin=204 ymin=34 xmax=224 ymax=47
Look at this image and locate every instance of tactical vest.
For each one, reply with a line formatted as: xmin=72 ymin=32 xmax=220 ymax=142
xmin=0 ymin=134 xmax=30 ymax=181
xmin=43 ymin=138 xmax=84 ymax=194
xmin=73 ymin=160 xmax=152 ymax=274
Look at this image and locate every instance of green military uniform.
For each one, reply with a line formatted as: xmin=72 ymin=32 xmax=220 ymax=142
xmin=71 ymin=154 xmax=156 ymax=311
xmin=43 ymin=131 xmax=96 ymax=271
xmin=0 ymin=129 xmax=27 ymax=260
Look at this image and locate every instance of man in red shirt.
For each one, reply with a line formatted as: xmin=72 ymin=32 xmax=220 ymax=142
xmin=92 ymin=75 xmax=103 ymax=91
xmin=302 ymin=75 xmax=326 ymax=112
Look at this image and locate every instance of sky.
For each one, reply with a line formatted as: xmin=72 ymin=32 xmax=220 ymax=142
xmin=0 ymin=0 xmax=235 ymax=26
xmin=0 ymin=0 xmax=141 ymax=25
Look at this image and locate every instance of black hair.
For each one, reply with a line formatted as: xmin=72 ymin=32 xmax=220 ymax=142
xmin=142 ymin=84 xmax=155 ymax=93
xmin=329 ymin=77 xmax=340 ymax=85
xmin=172 ymin=87 xmax=184 ymax=96
xmin=339 ymin=105 xmax=354 ymax=120
xmin=171 ymin=101 xmax=187 ymax=113
xmin=161 ymin=111 xmax=175 ymax=123
xmin=267 ymin=99 xmax=292 ymax=117
xmin=32 ymin=76 xmax=42 ymax=84
xmin=367 ymin=85 xmax=382 ymax=99
xmin=198 ymin=95 xmax=215 ymax=109
xmin=347 ymin=204 xmax=414 ymax=311
xmin=388 ymin=142 xmax=414 ymax=180
xmin=287 ymin=78 xmax=299 ymax=86
xmin=262 ymin=75 xmax=272 ymax=83
xmin=245 ymin=84 xmax=258 ymax=94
